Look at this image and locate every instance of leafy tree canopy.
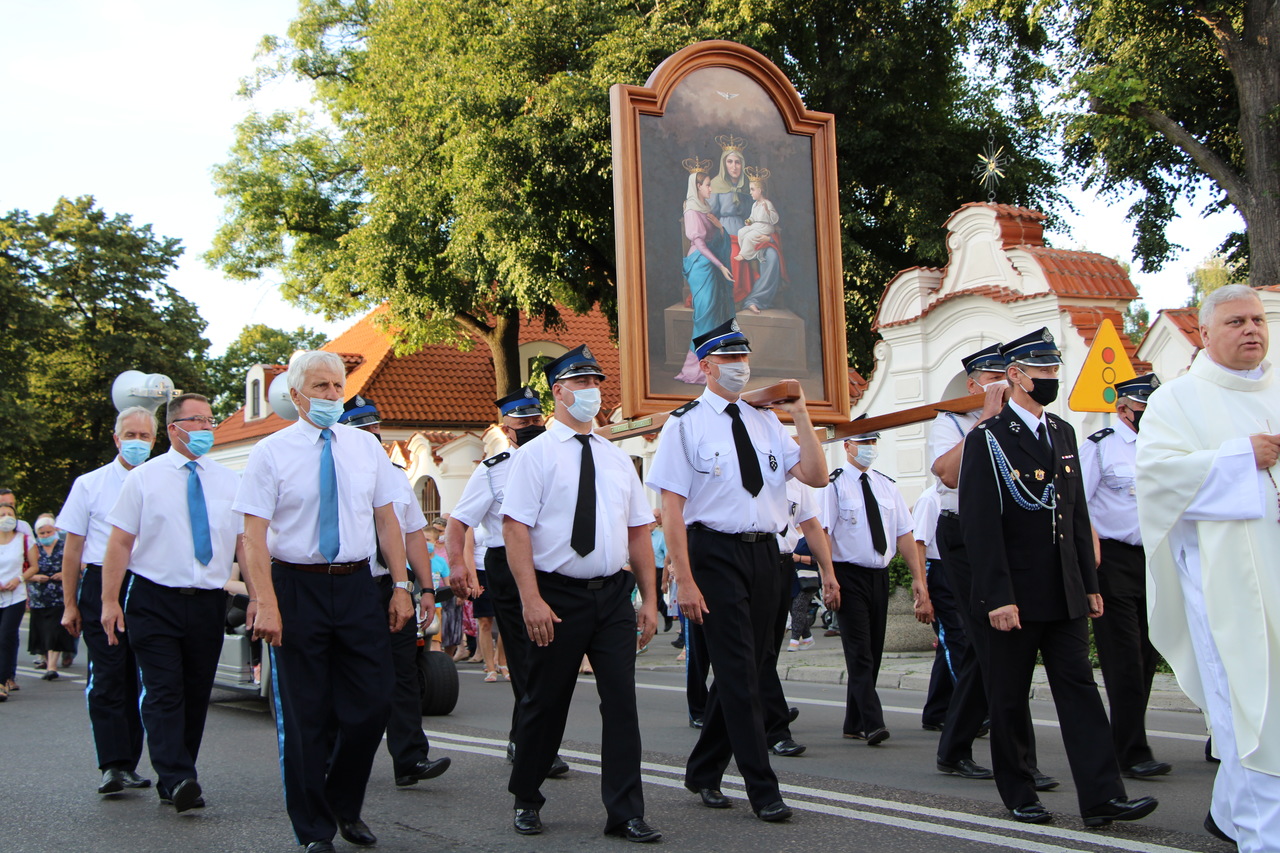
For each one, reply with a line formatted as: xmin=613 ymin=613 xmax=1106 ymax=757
xmin=0 ymin=197 xmax=209 ymax=516
xmin=206 ymin=323 xmax=329 ymax=419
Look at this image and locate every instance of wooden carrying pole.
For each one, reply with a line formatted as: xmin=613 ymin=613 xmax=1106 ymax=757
xmin=598 ymin=380 xmax=984 ymax=443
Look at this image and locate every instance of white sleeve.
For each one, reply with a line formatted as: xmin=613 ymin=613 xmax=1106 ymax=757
xmin=56 ymin=476 xmax=91 ymax=537
xmin=451 ymin=464 xmax=495 ymax=529
xmin=892 ymin=487 xmax=914 ymax=538
xmin=105 ymin=469 xmax=144 ymax=536
xmin=1080 ymin=438 xmax=1103 ymax=507
xmin=233 ymin=444 xmax=279 ymax=521
xmin=402 ymin=498 xmax=428 ymax=535
xmin=500 ymin=444 xmax=545 ymax=528
xmin=912 ymin=494 xmax=939 ymax=546
xmin=1183 ymin=437 xmax=1266 ymax=521
xmin=645 ymin=417 xmax=694 ymax=497
xmin=793 ymin=483 xmax=818 ymax=525
xmin=625 ymin=467 xmax=656 ymax=528
xmin=926 ymin=414 xmax=966 ymax=469
xmin=371 ymin=443 xmax=405 ymax=509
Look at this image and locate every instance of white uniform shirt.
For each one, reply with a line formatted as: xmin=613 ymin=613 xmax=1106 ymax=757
xmin=502 ymin=420 xmax=653 ymax=578
xmin=233 ymin=420 xmax=405 ymax=564
xmin=1080 ymin=421 xmax=1143 ymax=546
xmin=777 ymin=479 xmax=819 ymax=554
xmin=927 ymin=411 xmax=977 ymax=514
xmin=371 ymin=474 xmax=428 ymax=578
xmin=107 ymin=449 xmax=243 ymax=589
xmin=911 ymin=484 xmax=942 ymax=561
xmin=646 ymin=388 xmax=802 ymax=534
xmin=451 ymin=448 xmax=518 ymax=564
xmin=57 ymin=458 xmax=132 ymax=566
xmin=823 ymin=465 xmax=912 ymax=568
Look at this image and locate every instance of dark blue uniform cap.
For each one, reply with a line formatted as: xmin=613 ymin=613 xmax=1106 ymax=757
xmin=846 ymin=413 xmax=880 ymax=441
xmin=693 ymin=318 xmax=752 ymax=360
xmin=338 ymin=394 xmax=380 ymax=427
xmin=495 ymin=386 xmax=544 ymax=418
xmin=543 ymin=344 xmax=606 ymax=386
xmin=999 ymin=327 xmax=1062 ymax=366
xmin=961 ymin=343 xmax=1007 ymax=375
xmin=1114 ymin=373 xmax=1160 ymax=403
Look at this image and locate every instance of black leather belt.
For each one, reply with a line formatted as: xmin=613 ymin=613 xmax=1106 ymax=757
xmin=135 ymin=575 xmax=221 ymax=595
xmin=940 ymin=510 xmax=961 ymax=520
xmin=538 ymin=571 xmax=622 ymax=590
xmin=273 ymin=558 xmax=370 ymax=576
xmin=688 ymin=522 xmax=776 ymax=543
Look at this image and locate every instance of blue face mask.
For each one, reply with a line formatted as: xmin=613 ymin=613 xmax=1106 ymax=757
xmin=564 ymin=387 xmax=602 ymax=423
xmin=177 ymin=426 xmax=214 ymax=458
xmin=305 ymin=397 xmax=344 ymax=429
xmin=37 ymin=535 xmax=58 ymax=547
xmin=119 ymin=439 xmax=152 ymax=467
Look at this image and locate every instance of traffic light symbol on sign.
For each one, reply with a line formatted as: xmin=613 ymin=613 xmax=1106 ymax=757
xmin=1068 ymin=318 xmax=1137 ymax=413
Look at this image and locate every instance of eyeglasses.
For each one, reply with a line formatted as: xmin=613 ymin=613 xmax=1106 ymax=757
xmin=173 ymin=416 xmax=219 ymax=429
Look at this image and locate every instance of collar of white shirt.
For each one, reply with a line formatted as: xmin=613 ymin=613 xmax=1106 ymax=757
xmin=1205 ymin=352 xmax=1268 ymax=381
xmin=165 ymin=447 xmax=203 ymax=470
xmin=548 ymin=418 xmax=597 ymax=444
xmin=699 ymin=387 xmax=735 ymax=414
xmin=292 ymin=417 xmax=340 ymax=445
xmin=1116 ymin=420 xmax=1137 ymax=443
xmin=1008 ymin=398 xmax=1047 ymax=435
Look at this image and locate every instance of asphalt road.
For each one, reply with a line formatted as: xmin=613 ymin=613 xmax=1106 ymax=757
xmin=1 ymin=634 xmax=1231 ymax=853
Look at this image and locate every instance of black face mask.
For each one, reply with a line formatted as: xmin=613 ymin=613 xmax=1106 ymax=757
xmin=1130 ymin=409 xmax=1144 ymax=432
xmin=1023 ymin=376 xmax=1059 ymax=406
xmin=513 ymin=424 xmax=546 ymax=446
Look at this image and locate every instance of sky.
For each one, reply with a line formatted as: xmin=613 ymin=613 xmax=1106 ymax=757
xmin=2 ymin=2 xmax=1243 ymax=356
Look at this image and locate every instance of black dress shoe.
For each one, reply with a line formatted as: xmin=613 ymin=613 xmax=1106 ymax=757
xmin=1033 ymin=773 xmax=1060 ymax=792
xmin=921 ymin=722 xmax=944 ymax=732
xmin=171 ymin=779 xmax=203 ymax=814
xmin=506 ymin=740 xmax=516 ymax=764
xmin=770 ymin=738 xmax=806 ymax=757
xmin=395 ymin=756 xmax=452 ymax=786
xmin=605 ymin=817 xmax=662 ymax=843
xmin=687 ymin=785 xmax=731 ymax=808
xmin=689 ymin=717 xmax=704 ymax=729
xmin=158 ymin=787 xmax=206 ymax=809
xmin=671 ymin=635 xmax=684 ymax=649
xmin=1204 ymin=811 xmax=1235 ymax=844
xmin=121 ymin=769 xmax=151 ymax=789
xmin=936 ymin=758 xmax=994 ymax=779
xmin=865 ymin=727 xmax=890 ymax=746
xmin=1081 ymin=795 xmax=1159 ymax=828
xmin=755 ymin=800 xmax=793 ymax=822
xmin=548 ymin=754 xmax=570 ymax=777
xmin=1010 ymin=801 xmax=1053 ymax=824
xmin=843 ymin=731 xmax=866 ymax=740
xmin=514 ymin=808 xmax=543 ymax=835
xmin=337 ymin=817 xmax=377 ymax=846
xmin=976 ymin=718 xmax=991 ymax=738
xmin=1123 ymin=759 xmax=1172 ymax=778
xmin=98 ymin=768 xmax=126 ymax=794
xmin=787 ymin=706 xmax=800 ymax=723
xmin=304 ymin=842 xmax=335 ymax=853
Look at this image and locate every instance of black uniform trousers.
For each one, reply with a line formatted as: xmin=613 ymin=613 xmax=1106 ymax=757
xmin=77 ymin=565 xmax=145 ymax=772
xmin=761 ymin=553 xmax=796 ymax=744
xmin=1093 ymin=539 xmax=1158 ymax=767
xmin=485 ymin=546 xmax=531 ymax=742
xmin=986 ymin=616 xmax=1125 ymax=811
xmin=124 ymin=574 xmax=225 ymax=794
xmin=935 ymin=515 xmax=989 ymax=763
xmin=509 ymin=570 xmax=643 ymax=831
xmin=374 ymin=574 xmax=430 ymax=776
xmin=269 ymin=563 xmax=392 ymax=845
xmin=921 ymin=558 xmax=959 ymax=729
xmin=684 ymin=528 xmax=781 ymax=810
xmin=684 ymin=617 xmax=710 ymax=722
xmin=833 ymin=562 xmax=889 ymax=735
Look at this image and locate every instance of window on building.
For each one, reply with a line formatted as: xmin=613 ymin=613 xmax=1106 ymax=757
xmin=250 ymin=379 xmax=261 ymax=419
xmin=419 ymin=477 xmax=441 ymax=522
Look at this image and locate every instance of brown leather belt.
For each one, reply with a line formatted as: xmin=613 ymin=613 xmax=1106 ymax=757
xmin=273 ymin=558 xmax=370 ymax=576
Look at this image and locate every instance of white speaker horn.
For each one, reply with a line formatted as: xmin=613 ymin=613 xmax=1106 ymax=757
xmin=268 ymin=371 xmax=298 ymax=421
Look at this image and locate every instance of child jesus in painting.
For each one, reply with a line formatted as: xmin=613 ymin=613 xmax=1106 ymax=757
xmin=733 ymin=167 xmax=778 ymax=266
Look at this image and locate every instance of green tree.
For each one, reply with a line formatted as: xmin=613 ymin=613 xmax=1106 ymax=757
xmin=0 ymin=197 xmax=209 ymax=515
xmin=209 ymin=0 xmax=1063 ymax=381
xmin=206 ymin=323 xmax=329 ymax=419
xmin=1187 ymin=253 xmax=1247 ymax=306
xmin=973 ymin=0 xmax=1280 ymax=289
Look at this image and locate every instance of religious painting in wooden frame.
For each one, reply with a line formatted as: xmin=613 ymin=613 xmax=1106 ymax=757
xmin=610 ymin=40 xmax=849 ymax=424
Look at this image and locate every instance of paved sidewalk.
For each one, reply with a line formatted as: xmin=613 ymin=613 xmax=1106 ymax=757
xmin=635 ymin=627 xmax=1198 ymax=713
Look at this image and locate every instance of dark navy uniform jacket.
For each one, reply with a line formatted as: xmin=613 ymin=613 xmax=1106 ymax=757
xmin=957 ymin=405 xmax=1098 ymax=622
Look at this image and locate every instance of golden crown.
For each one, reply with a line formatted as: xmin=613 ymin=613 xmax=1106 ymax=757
xmin=682 ymin=157 xmax=711 ymax=174
xmin=745 ymin=166 xmax=771 ymax=183
xmin=715 ymin=134 xmax=747 ymax=153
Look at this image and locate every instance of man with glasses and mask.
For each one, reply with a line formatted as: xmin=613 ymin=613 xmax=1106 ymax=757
xmin=959 ymin=327 xmax=1157 ymax=828
xmin=57 ymin=405 xmax=157 ymax=796
xmin=446 ymin=386 xmax=570 ymax=779
xmin=1080 ymin=374 xmax=1171 ymax=783
xmin=648 ymin=318 xmax=828 ymax=823
xmin=99 ymin=393 xmax=240 ymax=813
xmin=234 ymin=350 xmax=413 ymax=853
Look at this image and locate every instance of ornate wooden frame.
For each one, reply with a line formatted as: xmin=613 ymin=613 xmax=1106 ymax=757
xmin=610 ymin=40 xmax=849 ymax=424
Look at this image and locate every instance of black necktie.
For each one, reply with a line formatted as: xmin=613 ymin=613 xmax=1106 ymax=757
xmin=725 ymin=403 xmax=763 ymax=497
xmin=860 ymin=472 xmax=888 ymax=556
xmin=571 ymin=434 xmax=596 ymax=556
xmin=1037 ymin=422 xmax=1052 ymax=459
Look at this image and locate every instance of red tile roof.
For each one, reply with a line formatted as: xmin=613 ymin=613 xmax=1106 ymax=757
xmin=214 ymin=305 xmax=619 ymax=448
xmin=849 ymin=369 xmax=868 ymax=406
xmin=1154 ymin=307 xmax=1204 ymax=349
xmin=876 ymin=285 xmax=1049 ymax=330
xmin=948 ymin=202 xmax=1047 ymax=249
xmin=1024 ymin=247 xmax=1138 ymax=300
xmin=1062 ymin=306 xmax=1151 ymax=374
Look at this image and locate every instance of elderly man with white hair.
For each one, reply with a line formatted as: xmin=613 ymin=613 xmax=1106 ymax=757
xmin=1137 ymin=284 xmax=1280 ymax=849
xmin=235 ymin=350 xmax=413 ymax=853
xmin=57 ymin=405 xmax=157 ymax=795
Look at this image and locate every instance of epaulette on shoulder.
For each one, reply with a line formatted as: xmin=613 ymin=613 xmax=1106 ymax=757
xmin=671 ymin=400 xmax=700 ymax=417
xmin=482 ymin=451 xmax=511 ymax=468
xmin=876 ymin=470 xmax=896 ymax=483
xmin=829 ymin=467 xmax=844 ymax=483
xmin=1087 ymin=427 xmax=1114 ymax=444
xmin=392 ymin=461 xmax=407 ymax=471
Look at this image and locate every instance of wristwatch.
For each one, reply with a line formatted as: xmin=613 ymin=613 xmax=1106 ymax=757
xmin=392 ymin=581 xmax=414 ymax=592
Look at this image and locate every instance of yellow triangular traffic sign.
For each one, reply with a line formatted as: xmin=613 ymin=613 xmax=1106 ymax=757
xmin=1068 ymin=318 xmax=1137 ymax=412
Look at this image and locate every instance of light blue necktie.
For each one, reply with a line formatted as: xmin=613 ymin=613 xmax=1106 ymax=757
xmin=318 ymin=429 xmax=340 ymax=563
xmin=185 ymin=461 xmax=213 ymax=566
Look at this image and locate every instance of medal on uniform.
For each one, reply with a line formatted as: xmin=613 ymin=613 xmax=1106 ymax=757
xmin=1034 ymin=469 xmax=1045 ymax=481
xmin=1012 ymin=469 xmax=1020 ymax=479
xmin=1064 ymin=465 xmax=1072 ymax=474
xmin=768 ymin=453 xmax=778 ymax=471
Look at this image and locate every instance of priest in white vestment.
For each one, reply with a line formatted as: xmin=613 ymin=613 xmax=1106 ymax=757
xmin=1136 ymin=284 xmax=1280 ymax=851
